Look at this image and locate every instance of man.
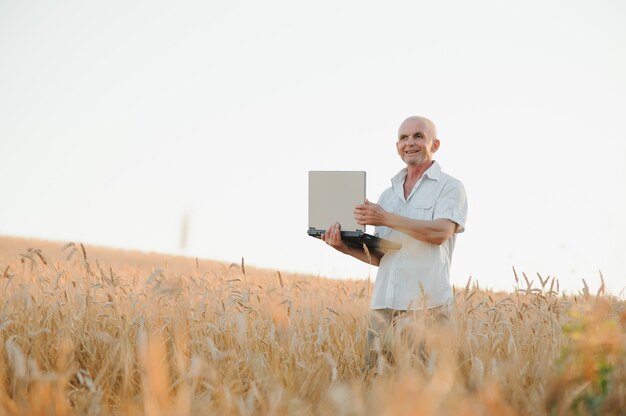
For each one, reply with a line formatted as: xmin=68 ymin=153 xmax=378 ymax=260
xmin=320 ymin=116 xmax=467 ymax=365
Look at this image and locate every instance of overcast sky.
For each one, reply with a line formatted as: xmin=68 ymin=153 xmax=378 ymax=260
xmin=1 ymin=0 xmax=625 ymax=295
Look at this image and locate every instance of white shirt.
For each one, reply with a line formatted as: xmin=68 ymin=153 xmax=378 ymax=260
xmin=371 ymin=161 xmax=468 ymax=310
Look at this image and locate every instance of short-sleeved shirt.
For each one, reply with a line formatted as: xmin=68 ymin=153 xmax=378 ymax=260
xmin=371 ymin=161 xmax=468 ymax=310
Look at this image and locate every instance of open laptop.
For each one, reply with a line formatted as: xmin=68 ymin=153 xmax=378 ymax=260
xmin=307 ymin=171 xmax=401 ymax=251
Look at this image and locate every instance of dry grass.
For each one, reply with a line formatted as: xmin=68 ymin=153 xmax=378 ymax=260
xmin=0 ymin=236 xmax=624 ymax=415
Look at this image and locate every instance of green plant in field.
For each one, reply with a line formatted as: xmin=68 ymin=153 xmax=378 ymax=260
xmin=569 ymin=362 xmax=612 ymax=416
xmin=548 ymin=299 xmax=626 ymax=416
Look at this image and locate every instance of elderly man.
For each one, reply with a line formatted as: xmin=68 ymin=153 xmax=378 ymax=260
xmin=321 ymin=116 xmax=467 ymax=365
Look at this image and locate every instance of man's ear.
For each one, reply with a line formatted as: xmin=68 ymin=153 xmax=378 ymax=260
xmin=431 ymin=139 xmax=441 ymax=153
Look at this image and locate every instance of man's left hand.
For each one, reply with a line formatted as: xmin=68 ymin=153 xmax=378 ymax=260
xmin=354 ymin=199 xmax=388 ymax=226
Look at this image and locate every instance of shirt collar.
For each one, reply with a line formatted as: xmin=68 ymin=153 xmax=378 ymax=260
xmin=425 ymin=161 xmax=441 ymax=181
xmin=391 ymin=161 xmax=441 ymax=186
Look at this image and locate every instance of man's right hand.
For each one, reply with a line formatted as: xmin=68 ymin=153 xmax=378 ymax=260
xmin=320 ymin=222 xmax=349 ymax=253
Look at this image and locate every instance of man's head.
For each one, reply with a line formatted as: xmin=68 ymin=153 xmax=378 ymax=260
xmin=396 ymin=116 xmax=440 ymax=167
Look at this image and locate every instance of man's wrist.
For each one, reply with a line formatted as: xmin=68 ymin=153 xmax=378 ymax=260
xmin=382 ymin=211 xmax=393 ymax=228
xmin=336 ymin=243 xmax=349 ymax=254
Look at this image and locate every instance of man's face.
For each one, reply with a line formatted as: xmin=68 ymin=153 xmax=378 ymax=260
xmin=396 ymin=118 xmax=440 ymax=167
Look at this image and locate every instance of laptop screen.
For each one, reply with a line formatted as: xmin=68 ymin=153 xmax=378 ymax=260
xmin=308 ymin=171 xmax=366 ymax=232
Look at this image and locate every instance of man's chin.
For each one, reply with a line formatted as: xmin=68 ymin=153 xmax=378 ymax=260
xmin=402 ymin=156 xmax=423 ymax=165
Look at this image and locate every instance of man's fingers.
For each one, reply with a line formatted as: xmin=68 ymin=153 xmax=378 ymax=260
xmin=354 ymin=207 xmax=368 ymax=218
xmin=322 ymin=223 xmax=342 ymax=247
xmin=354 ymin=212 xmax=367 ymax=220
xmin=325 ymin=225 xmax=333 ymax=244
xmin=333 ymin=223 xmax=341 ymax=244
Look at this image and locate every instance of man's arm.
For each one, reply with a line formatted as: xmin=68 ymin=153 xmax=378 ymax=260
xmin=354 ymin=200 xmax=457 ymax=245
xmin=321 ymin=222 xmax=384 ymax=266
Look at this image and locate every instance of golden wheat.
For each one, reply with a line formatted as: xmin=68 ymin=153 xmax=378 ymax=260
xmin=0 ymin=236 xmax=624 ymax=415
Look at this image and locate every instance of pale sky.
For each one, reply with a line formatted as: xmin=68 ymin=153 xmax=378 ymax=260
xmin=1 ymin=0 xmax=625 ymax=295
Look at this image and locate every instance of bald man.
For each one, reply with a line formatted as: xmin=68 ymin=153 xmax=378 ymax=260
xmin=321 ymin=116 xmax=468 ymax=366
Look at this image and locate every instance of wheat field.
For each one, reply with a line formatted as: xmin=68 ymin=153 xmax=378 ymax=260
xmin=0 ymin=236 xmax=624 ymax=415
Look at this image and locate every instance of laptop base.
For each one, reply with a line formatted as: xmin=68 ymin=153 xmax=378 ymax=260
xmin=307 ymin=228 xmax=401 ymax=251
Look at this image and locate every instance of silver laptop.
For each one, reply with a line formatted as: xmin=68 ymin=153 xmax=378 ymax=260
xmin=307 ymin=171 xmax=401 ymax=251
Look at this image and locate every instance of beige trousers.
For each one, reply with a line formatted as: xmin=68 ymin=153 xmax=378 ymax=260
xmin=365 ymin=305 xmax=451 ymax=368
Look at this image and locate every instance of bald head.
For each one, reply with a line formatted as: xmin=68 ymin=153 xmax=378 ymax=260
xmin=398 ymin=116 xmax=437 ymax=140
xmin=396 ymin=115 xmax=440 ymax=167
